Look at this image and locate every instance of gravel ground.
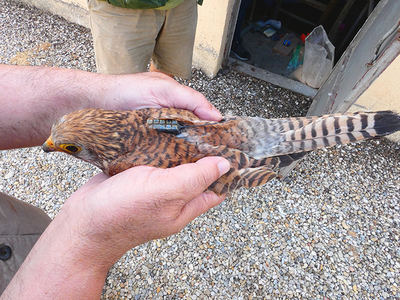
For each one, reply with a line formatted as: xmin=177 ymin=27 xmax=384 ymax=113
xmin=1 ymin=0 xmax=399 ymax=298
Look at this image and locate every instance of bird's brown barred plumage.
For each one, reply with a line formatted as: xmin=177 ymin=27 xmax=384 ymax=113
xmin=43 ymin=108 xmax=400 ymax=195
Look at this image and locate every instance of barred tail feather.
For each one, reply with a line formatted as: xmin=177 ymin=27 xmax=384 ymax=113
xmin=267 ymin=111 xmax=400 ymax=156
xmin=209 ymin=167 xmax=276 ymax=195
xmin=372 ymin=110 xmax=400 ymax=135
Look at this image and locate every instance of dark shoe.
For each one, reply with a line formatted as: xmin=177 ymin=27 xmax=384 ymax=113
xmin=231 ymin=42 xmax=251 ymax=61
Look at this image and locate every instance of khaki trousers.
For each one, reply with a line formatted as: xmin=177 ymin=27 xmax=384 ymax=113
xmin=88 ymin=0 xmax=198 ymax=78
xmin=0 ymin=192 xmax=51 ymax=294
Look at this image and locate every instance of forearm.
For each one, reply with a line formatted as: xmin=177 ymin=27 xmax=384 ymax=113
xmin=0 ymin=64 xmax=105 ymax=149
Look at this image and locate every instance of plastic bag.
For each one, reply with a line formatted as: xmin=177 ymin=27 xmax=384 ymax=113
xmin=301 ymin=25 xmax=335 ymax=88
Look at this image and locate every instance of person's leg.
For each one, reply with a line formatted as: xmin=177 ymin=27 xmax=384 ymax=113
xmin=152 ymin=0 xmax=198 ymax=79
xmin=149 ymin=61 xmax=173 ymax=77
xmin=88 ymin=0 xmax=165 ymax=74
xmin=0 ymin=192 xmax=51 ymax=294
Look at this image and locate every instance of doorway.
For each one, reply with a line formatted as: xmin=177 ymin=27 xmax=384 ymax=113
xmin=228 ymin=0 xmax=381 ymax=96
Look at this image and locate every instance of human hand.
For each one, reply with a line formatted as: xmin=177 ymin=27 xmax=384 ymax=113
xmin=0 ymin=66 xmax=220 ymax=149
xmin=63 ymin=156 xmax=230 ymax=268
xmin=100 ymin=72 xmax=222 ymax=121
xmin=2 ymin=157 xmax=230 ymax=299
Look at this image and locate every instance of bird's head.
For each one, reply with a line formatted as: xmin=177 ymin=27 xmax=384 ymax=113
xmin=42 ymin=109 xmax=131 ymax=170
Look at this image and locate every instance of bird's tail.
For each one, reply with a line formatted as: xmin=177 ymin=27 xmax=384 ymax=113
xmin=207 ymin=111 xmax=399 ymax=194
xmin=267 ymin=111 xmax=400 ymax=156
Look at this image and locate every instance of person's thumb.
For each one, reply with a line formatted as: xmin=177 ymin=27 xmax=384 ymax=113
xmin=160 ymin=156 xmax=230 ymax=202
xmin=165 ymin=156 xmax=230 ymax=229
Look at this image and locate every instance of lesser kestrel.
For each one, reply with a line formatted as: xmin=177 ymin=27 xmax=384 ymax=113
xmin=42 ymin=108 xmax=400 ymax=194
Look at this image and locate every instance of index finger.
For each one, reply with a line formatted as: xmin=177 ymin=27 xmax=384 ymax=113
xmin=165 ymin=85 xmax=222 ymax=121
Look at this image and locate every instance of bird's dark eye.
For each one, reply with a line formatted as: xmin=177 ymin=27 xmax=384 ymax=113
xmin=66 ymin=145 xmax=79 ymax=152
xmin=60 ymin=144 xmax=81 ymax=153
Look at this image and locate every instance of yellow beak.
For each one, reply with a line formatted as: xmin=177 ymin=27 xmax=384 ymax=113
xmin=42 ymin=137 xmax=56 ymax=152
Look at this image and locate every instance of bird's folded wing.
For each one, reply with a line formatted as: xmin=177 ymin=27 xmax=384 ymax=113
xmin=146 ymin=108 xmax=206 ymax=124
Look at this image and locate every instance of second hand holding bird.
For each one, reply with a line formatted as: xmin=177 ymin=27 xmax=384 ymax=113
xmin=64 ymin=156 xmax=230 ymax=267
xmin=100 ymin=71 xmax=223 ymax=121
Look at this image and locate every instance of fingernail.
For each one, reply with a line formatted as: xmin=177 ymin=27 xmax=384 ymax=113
xmin=197 ymin=106 xmax=222 ymax=121
xmin=217 ymin=159 xmax=230 ymax=175
xmin=211 ymin=107 xmax=223 ymax=119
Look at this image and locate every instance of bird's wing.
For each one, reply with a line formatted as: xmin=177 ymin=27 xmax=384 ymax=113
xmin=106 ymin=108 xmax=209 ymax=175
xmin=145 ymin=107 xmax=208 ymax=124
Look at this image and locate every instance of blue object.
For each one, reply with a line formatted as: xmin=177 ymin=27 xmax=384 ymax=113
xmin=283 ymin=39 xmax=291 ymax=46
xmin=255 ymin=19 xmax=282 ymax=30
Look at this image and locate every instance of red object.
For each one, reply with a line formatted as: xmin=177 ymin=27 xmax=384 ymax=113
xmin=300 ymin=33 xmax=310 ymax=43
